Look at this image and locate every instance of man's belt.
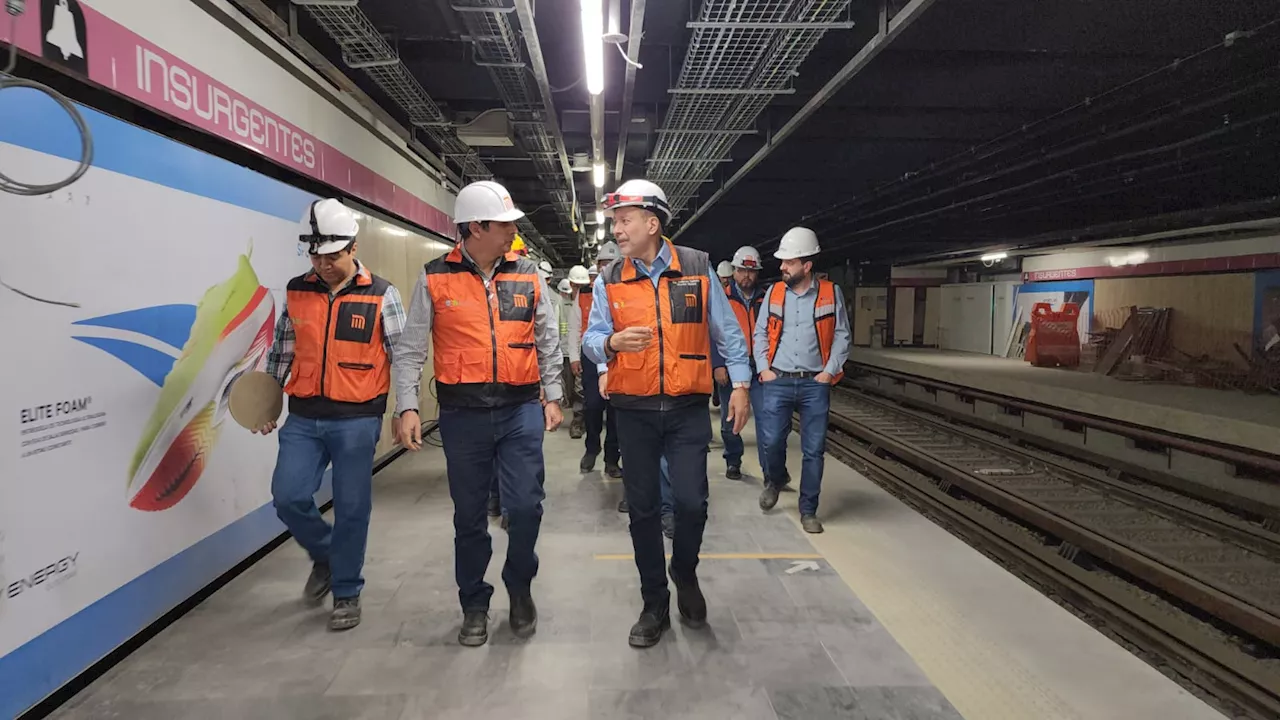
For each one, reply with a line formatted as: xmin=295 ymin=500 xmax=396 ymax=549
xmin=770 ymin=369 xmax=818 ymax=379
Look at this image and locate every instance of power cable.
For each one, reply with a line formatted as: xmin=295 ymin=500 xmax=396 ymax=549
xmin=0 ymin=1 xmax=94 ymax=196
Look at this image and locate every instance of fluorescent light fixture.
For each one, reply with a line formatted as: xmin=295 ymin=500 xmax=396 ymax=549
xmin=979 ymin=252 xmax=1007 ymax=263
xmin=1106 ymin=249 xmax=1149 ymax=267
xmin=384 ymin=226 xmax=409 ymax=237
xmin=581 ymin=0 xmax=604 ymax=95
xmin=592 ymin=162 xmax=605 ymax=188
xmin=595 ymin=209 xmax=604 ymax=224
xmin=350 ymin=212 xmax=364 ymax=220
xmin=596 ymin=226 xmax=604 ymax=241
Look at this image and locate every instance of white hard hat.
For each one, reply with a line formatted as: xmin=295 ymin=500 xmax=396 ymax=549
xmin=596 ymin=240 xmax=621 ymax=263
xmin=588 ymin=266 xmax=599 ymax=276
xmin=601 ymin=179 xmax=671 ymax=224
xmin=299 ymin=198 xmax=359 ymax=255
xmin=454 ymin=180 xmax=525 ymax=224
xmin=557 ymin=278 xmax=572 ymax=294
xmin=568 ymin=265 xmax=591 ymax=285
xmin=716 ymin=260 xmax=734 ymax=279
xmin=732 ymin=245 xmax=762 ymax=270
xmin=537 ymin=260 xmax=553 ymax=280
xmin=774 ymin=227 xmax=820 ymax=260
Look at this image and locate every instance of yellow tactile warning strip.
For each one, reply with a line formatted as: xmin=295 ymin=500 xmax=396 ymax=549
xmin=798 ymin=511 xmax=1084 ymax=720
xmin=594 ymin=552 xmax=823 ymax=561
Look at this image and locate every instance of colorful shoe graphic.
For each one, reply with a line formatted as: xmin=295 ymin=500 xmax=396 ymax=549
xmin=126 ymin=244 xmax=276 ymax=512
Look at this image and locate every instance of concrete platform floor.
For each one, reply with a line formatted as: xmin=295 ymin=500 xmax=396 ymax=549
xmin=848 ymin=346 xmax=1280 ymax=455
xmin=52 ymin=410 xmax=1226 ymax=719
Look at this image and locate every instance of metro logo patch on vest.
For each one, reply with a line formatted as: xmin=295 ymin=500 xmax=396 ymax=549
xmin=497 ymin=280 xmax=536 ymax=323
xmin=667 ymin=278 xmax=705 ymax=324
xmin=336 ymin=301 xmax=378 ymax=344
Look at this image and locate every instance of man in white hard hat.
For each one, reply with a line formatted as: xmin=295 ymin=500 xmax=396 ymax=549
xmin=392 ymin=180 xmax=564 ymax=647
xmin=752 ymin=227 xmax=851 ymax=534
xmin=555 ymin=277 xmax=578 ymax=435
xmin=712 ymin=245 xmax=767 ymax=480
xmin=715 ymin=260 xmax=734 ymax=289
xmin=567 ymin=256 xmax=621 ymax=481
xmin=583 ymin=178 xmax=752 ymax=647
xmin=258 ymin=198 xmax=405 ymax=632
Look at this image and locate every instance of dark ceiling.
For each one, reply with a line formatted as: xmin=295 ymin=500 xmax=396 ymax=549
xmin=277 ymin=0 xmax=1279 ymax=270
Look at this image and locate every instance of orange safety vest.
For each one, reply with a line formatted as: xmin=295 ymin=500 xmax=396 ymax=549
xmin=284 ymin=264 xmax=393 ymax=418
xmin=764 ymin=279 xmax=845 ymax=383
xmin=726 ymin=283 xmax=765 ymax=362
xmin=577 ymin=288 xmax=592 ymax=350
xmin=424 ymin=247 xmax=542 ymax=407
xmin=601 ymin=240 xmax=713 ymax=409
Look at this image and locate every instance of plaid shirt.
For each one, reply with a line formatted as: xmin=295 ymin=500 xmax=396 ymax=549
xmin=265 ymin=261 xmax=406 ymax=388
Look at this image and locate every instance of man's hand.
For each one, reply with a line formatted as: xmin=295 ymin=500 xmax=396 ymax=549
xmin=815 ymin=371 xmax=835 ymax=385
xmin=251 ymin=420 xmax=277 ymax=435
xmin=397 ymin=410 xmax=423 ymax=451
xmin=759 ymin=369 xmax=778 ymax=383
xmin=544 ymin=401 xmax=563 ymax=432
xmin=599 ymin=371 xmax=609 ymax=400
xmin=727 ymin=387 xmax=751 ymax=435
xmin=571 ymin=360 xmax=582 ymax=376
xmin=713 ymin=367 xmax=729 ymax=385
xmin=609 ymin=326 xmax=653 ymax=353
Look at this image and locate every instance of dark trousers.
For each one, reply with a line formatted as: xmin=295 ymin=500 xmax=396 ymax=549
xmin=438 ymin=401 xmax=546 ymax=612
xmin=615 ymin=403 xmax=713 ymax=610
xmin=581 ymin=360 xmax=619 ymax=464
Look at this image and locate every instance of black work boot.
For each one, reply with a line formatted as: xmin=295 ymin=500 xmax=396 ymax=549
xmin=617 ymin=498 xmax=629 ymax=513
xmin=580 ymin=452 xmax=597 ymax=473
xmin=459 ymin=611 xmax=489 ymax=647
xmin=510 ymin=592 xmax=538 ymax=639
xmin=759 ymin=484 xmax=780 ymax=511
xmin=303 ymin=563 xmax=331 ymax=605
xmin=628 ymin=605 xmax=671 ymax=648
xmin=329 ymin=596 xmax=361 ymax=631
xmin=726 ymin=465 xmax=742 ymax=480
xmin=604 ymin=461 xmax=623 ymax=479
xmin=668 ymin=563 xmax=707 ymax=629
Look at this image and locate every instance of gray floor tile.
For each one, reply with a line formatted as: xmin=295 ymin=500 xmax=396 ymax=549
xmin=821 ymin=625 xmax=934 ymax=687
xmin=772 ymin=685 xmax=963 ymax=720
xmin=590 ymin=682 xmax=777 ymax=720
xmin=59 ymin=694 xmax=411 ymax=720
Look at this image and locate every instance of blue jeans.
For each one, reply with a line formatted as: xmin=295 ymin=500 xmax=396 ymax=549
xmin=271 ymin=413 xmax=381 ymax=600
xmin=438 ymin=401 xmax=546 ymax=612
xmin=757 ymin=377 xmax=831 ymax=516
xmin=716 ymin=378 xmax=765 ymax=469
xmin=615 ymin=404 xmax=712 ymax=609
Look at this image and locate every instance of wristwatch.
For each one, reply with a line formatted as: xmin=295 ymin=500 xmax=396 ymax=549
xmin=731 ymin=381 xmax=750 ymax=390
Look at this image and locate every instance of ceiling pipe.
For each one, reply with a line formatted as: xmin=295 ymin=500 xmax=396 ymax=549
xmin=513 ymin=0 xmax=582 ymax=238
xmin=671 ymin=0 xmax=939 ymax=240
xmin=613 ymin=0 xmax=645 ymax=184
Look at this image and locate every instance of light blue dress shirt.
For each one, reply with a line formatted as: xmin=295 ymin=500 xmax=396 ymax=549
xmin=583 ymin=241 xmax=751 ymax=384
xmin=752 ymin=280 xmax=851 ymax=375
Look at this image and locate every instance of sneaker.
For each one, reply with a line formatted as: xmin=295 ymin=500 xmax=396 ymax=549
xmin=459 ymin=611 xmax=489 ymax=647
xmin=759 ymin=484 xmax=780 ymax=511
xmin=668 ymin=563 xmax=707 ymax=629
xmin=661 ymin=513 xmax=675 ymax=539
xmin=801 ymin=515 xmax=824 ymax=534
xmin=303 ymin=563 xmax=331 ymax=605
xmin=329 ymin=596 xmax=361 ymax=631
xmin=628 ymin=606 xmax=671 ymax=648
xmin=510 ymin=592 xmax=537 ymax=639
xmin=726 ymin=465 xmax=742 ymax=480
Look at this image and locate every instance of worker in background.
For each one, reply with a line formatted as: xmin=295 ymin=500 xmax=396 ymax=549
xmin=257 ymin=198 xmax=405 ymax=632
xmin=716 ymin=260 xmax=734 ymax=289
xmin=568 ymin=249 xmax=622 ymax=482
xmin=712 ymin=245 xmax=767 ymax=480
xmin=752 ymin=227 xmax=851 ymax=534
xmin=583 ymin=179 xmax=751 ymax=648
xmin=556 ymin=278 xmax=580 ymax=441
xmin=392 ymin=181 xmax=564 ymax=647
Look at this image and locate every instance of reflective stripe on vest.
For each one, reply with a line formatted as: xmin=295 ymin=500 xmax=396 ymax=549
xmin=424 ymin=248 xmax=541 ymax=407
xmin=284 ymin=266 xmax=392 ymax=416
xmin=764 ymin=279 xmax=845 ymax=383
xmin=725 ymin=283 xmax=763 ymax=359
xmin=602 ymin=240 xmax=713 ymax=401
xmin=577 ymin=288 xmax=593 ymax=350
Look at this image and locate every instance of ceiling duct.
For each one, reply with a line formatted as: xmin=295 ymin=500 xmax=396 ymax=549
xmin=288 ymin=0 xmax=560 ymax=263
xmin=456 ymin=109 xmax=516 ymax=147
xmin=645 ymin=0 xmax=858 ymax=230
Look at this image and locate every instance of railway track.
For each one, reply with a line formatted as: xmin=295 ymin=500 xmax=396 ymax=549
xmin=823 ymin=386 xmax=1280 ymax=720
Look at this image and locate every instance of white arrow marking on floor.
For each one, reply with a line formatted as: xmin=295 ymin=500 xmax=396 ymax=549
xmin=786 ymin=560 xmax=820 ymax=574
